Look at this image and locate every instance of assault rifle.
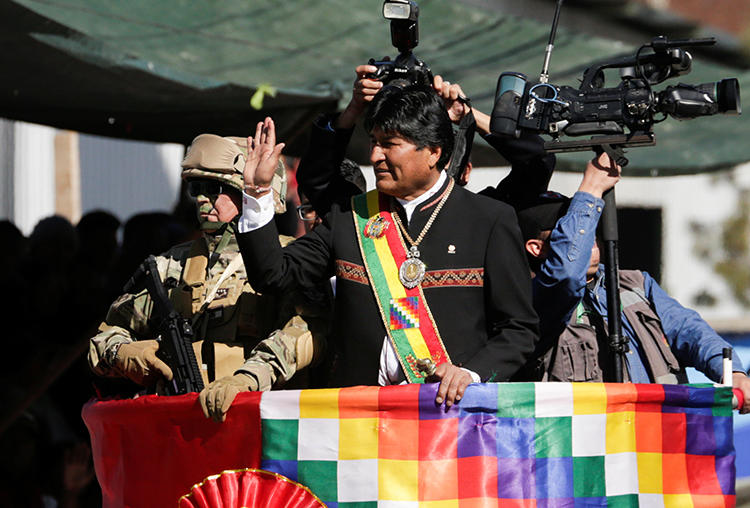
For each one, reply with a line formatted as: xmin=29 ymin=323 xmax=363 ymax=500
xmin=124 ymin=255 xmax=204 ymax=395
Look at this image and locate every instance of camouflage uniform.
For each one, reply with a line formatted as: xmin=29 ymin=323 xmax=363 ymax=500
xmin=235 ymin=285 xmax=332 ymax=390
xmin=88 ymin=134 xmax=331 ymax=390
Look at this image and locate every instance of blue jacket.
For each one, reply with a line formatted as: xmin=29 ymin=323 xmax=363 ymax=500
xmin=534 ymin=191 xmax=742 ymax=383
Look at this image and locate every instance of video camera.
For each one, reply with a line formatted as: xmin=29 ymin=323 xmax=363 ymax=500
xmin=490 ymin=32 xmax=741 ymax=156
xmin=367 ymin=0 xmax=433 ymax=89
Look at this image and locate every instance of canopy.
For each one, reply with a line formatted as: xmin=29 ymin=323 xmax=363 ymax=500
xmin=1 ymin=0 xmax=748 ymax=174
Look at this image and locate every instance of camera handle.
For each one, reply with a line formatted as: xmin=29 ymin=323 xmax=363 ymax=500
xmin=446 ymin=98 xmax=476 ymax=182
xmin=597 ymin=143 xmax=630 ymax=383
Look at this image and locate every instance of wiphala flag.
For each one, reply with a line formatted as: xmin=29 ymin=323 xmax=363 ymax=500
xmin=259 ymin=382 xmax=736 ymax=507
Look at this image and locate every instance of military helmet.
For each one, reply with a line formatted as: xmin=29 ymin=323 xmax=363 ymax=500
xmin=181 ymin=134 xmax=287 ymax=213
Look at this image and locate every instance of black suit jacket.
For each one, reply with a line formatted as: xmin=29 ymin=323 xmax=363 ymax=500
xmin=238 ymin=178 xmax=539 ymax=386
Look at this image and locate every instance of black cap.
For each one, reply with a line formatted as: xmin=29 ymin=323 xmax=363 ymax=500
xmin=516 ymin=191 xmax=571 ymax=241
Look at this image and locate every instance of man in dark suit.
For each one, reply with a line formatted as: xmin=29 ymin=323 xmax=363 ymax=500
xmin=238 ymin=85 xmax=539 ymax=406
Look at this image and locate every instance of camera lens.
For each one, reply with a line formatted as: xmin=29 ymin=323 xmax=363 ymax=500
xmin=717 ymin=78 xmax=741 ymax=115
xmin=658 ymin=79 xmax=742 ymax=119
xmin=490 ymin=72 xmax=528 ymax=138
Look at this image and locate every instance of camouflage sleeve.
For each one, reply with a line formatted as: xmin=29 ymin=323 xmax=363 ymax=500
xmin=88 ymin=326 xmax=133 ymax=377
xmin=88 ymin=253 xmax=177 ymax=377
xmin=233 ymin=272 xmax=332 ymax=391
xmin=235 ymin=315 xmax=325 ymax=391
xmin=87 ymin=290 xmax=155 ymax=376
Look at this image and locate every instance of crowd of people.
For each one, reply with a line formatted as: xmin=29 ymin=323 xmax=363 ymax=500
xmin=2 ymin=65 xmax=749 ymax=505
xmin=0 ymin=171 xmax=306 ymax=505
xmin=0 ymin=206 xmax=200 ymax=505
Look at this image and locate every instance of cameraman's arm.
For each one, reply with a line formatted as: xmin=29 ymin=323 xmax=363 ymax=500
xmin=432 ymin=75 xmax=554 ymax=208
xmin=436 ymin=80 xmax=554 ymax=207
xmin=534 ymin=153 xmax=619 ymax=340
xmin=469 ymin=108 xmax=557 ymax=204
xmin=335 ymin=64 xmax=382 ymax=129
xmin=433 ymin=75 xmax=471 ymax=124
xmin=433 ymin=76 xmax=491 ymax=136
xmin=297 ymin=64 xmax=380 ymax=215
xmin=645 ymin=272 xmax=745 ymax=384
xmin=296 ymin=114 xmax=358 ymax=216
xmin=481 ymin=131 xmax=555 ymax=210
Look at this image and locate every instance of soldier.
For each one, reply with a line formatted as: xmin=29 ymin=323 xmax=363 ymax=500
xmin=88 ymin=134 xmax=329 ymax=421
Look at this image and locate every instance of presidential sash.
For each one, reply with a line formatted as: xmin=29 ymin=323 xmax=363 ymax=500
xmin=352 ymin=190 xmax=450 ymax=383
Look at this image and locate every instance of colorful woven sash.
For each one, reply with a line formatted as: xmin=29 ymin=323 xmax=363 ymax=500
xmin=352 ymin=190 xmax=450 ymax=383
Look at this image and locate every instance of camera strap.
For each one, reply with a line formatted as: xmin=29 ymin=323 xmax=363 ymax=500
xmin=446 ymin=107 xmax=476 ymax=181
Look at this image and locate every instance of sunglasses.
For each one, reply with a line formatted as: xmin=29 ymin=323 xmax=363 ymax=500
xmin=187 ymin=180 xmax=233 ymax=198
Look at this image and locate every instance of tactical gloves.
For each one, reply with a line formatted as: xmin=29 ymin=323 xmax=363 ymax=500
xmin=112 ymin=340 xmax=174 ymax=387
xmin=199 ymin=373 xmax=259 ymax=422
xmin=198 ymin=315 xmax=324 ymax=423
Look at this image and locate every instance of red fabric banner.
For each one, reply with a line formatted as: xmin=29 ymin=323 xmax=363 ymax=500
xmin=82 ymin=392 xmax=262 ymax=508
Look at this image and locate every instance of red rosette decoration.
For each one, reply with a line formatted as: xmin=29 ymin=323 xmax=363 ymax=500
xmin=179 ymin=468 xmax=325 ymax=508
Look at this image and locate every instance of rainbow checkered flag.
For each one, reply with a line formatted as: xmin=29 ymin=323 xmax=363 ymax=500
xmin=259 ymin=383 xmax=736 ymax=507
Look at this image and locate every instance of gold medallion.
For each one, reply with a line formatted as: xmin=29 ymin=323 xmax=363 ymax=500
xmin=391 ymin=179 xmax=455 ymax=289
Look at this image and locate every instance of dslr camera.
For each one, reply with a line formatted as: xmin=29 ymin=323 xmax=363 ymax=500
xmin=490 ymin=35 xmax=741 ymax=154
xmin=368 ymin=0 xmax=433 ymax=88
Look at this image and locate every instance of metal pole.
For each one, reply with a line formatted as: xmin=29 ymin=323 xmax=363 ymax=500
xmin=601 ymin=188 xmax=627 ymax=382
xmin=539 ymin=0 xmax=564 ymax=83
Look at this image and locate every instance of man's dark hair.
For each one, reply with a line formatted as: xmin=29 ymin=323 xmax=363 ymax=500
xmin=364 ymin=84 xmax=454 ymax=169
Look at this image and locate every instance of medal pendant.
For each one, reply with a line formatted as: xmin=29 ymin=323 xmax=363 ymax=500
xmin=399 ymin=248 xmax=426 ymax=288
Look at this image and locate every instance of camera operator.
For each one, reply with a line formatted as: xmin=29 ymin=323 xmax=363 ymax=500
xmin=432 ymin=75 xmax=556 ymax=210
xmin=515 ymin=153 xmax=750 ymax=412
xmin=295 ymin=64 xmax=383 ymax=217
xmin=297 ymin=65 xmax=556 ymax=217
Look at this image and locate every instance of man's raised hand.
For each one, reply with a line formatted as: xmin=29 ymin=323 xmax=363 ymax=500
xmin=243 ymin=117 xmax=285 ymax=196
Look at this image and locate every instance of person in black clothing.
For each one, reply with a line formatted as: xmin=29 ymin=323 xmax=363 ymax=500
xmin=296 ymin=65 xmax=556 ymax=217
xmin=237 ymin=85 xmax=539 ymax=407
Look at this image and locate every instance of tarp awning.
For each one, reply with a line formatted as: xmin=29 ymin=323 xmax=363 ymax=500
xmin=2 ymin=0 xmax=749 ymax=174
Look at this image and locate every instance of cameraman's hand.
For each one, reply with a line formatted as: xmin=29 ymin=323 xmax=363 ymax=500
xmin=244 ymin=117 xmax=285 ymax=197
xmin=336 ymin=64 xmax=384 ymax=129
xmin=578 ymin=152 xmax=621 ymax=198
xmin=433 ymin=75 xmax=471 ymax=123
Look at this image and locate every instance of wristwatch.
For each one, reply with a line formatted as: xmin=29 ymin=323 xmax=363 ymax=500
xmin=104 ymin=341 xmax=126 ymax=368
